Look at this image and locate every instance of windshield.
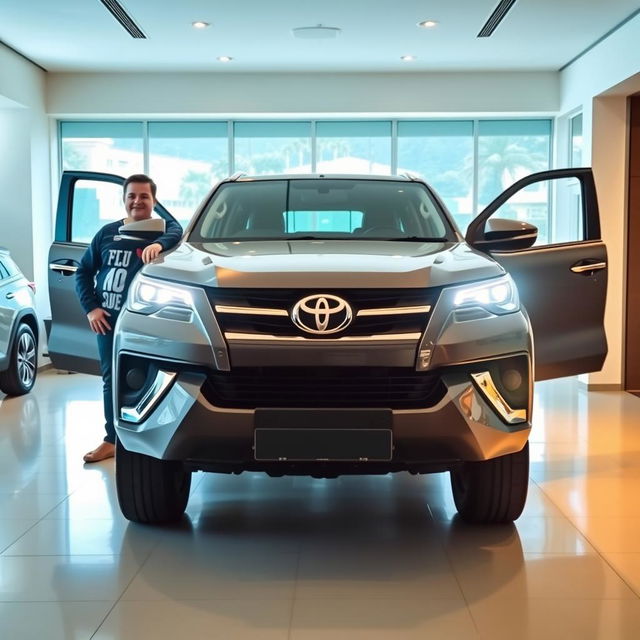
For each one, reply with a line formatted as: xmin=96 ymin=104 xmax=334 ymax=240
xmin=189 ymin=179 xmax=454 ymax=241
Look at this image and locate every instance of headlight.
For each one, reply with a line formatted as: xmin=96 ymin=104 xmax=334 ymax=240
xmin=128 ymin=277 xmax=193 ymax=315
xmin=453 ymin=276 xmax=519 ymax=315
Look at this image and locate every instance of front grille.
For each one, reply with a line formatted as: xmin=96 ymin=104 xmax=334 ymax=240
xmin=207 ymin=288 xmax=440 ymax=337
xmin=202 ymin=366 xmax=445 ymax=409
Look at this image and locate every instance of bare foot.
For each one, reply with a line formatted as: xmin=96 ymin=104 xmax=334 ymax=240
xmin=83 ymin=441 xmax=115 ymax=463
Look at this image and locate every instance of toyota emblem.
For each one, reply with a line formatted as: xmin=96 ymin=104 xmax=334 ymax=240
xmin=291 ymin=294 xmax=353 ymax=335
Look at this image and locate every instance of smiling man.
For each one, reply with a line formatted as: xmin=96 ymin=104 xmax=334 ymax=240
xmin=75 ymin=174 xmax=183 ymax=463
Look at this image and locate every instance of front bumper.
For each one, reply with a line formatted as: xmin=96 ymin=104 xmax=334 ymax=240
xmin=113 ymin=356 xmax=531 ymax=472
xmin=113 ymin=287 xmax=533 ymax=472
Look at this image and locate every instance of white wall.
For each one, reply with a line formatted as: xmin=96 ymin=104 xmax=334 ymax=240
xmin=0 ymin=43 xmax=46 ymax=109
xmin=0 ymin=43 xmax=50 ymax=320
xmin=0 ymin=108 xmax=33 ymax=274
xmin=559 ymin=12 xmax=640 ymax=387
xmin=46 ymin=71 xmax=559 ymax=116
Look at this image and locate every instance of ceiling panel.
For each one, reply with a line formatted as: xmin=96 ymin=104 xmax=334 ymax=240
xmin=0 ymin=0 xmax=638 ymax=72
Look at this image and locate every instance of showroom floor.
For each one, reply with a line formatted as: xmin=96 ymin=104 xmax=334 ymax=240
xmin=0 ymin=371 xmax=639 ymax=639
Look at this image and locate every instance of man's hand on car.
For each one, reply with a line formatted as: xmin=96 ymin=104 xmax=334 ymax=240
xmin=141 ymin=242 xmax=162 ymax=264
xmin=87 ymin=308 xmax=112 ymax=334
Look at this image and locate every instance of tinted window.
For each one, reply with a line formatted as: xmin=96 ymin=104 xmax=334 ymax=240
xmin=0 ymin=257 xmax=18 ymax=278
xmin=191 ymin=180 xmax=452 ymax=241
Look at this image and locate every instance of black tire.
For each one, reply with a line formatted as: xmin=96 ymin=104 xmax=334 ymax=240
xmin=450 ymin=441 xmax=529 ymax=524
xmin=116 ymin=439 xmax=191 ymax=524
xmin=0 ymin=323 xmax=37 ymax=396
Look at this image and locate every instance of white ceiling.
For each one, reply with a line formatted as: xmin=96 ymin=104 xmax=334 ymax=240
xmin=1 ymin=0 xmax=639 ymax=73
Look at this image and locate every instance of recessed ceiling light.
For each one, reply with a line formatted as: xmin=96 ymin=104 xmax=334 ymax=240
xmin=417 ymin=20 xmax=438 ymax=28
xmin=401 ymin=55 xmax=416 ymax=62
xmin=192 ymin=21 xmax=210 ymax=29
xmin=217 ymin=56 xmax=233 ymax=63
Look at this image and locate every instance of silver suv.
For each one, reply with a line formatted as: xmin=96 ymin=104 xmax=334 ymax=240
xmin=0 ymin=247 xmax=39 ymax=396
xmin=48 ymin=170 xmax=607 ymax=524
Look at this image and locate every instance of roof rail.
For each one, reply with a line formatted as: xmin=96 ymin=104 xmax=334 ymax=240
xmin=228 ymin=172 xmax=246 ymax=182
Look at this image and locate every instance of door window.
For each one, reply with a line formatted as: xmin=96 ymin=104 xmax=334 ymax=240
xmin=484 ymin=176 xmax=584 ymax=246
xmin=70 ymin=180 xmax=126 ymax=243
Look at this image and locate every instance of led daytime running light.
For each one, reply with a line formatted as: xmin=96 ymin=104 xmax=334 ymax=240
xmin=130 ymin=278 xmax=193 ymax=313
xmin=453 ymin=278 xmax=518 ymax=314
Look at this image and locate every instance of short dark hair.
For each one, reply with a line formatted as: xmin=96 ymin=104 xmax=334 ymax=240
xmin=123 ymin=174 xmax=157 ymax=199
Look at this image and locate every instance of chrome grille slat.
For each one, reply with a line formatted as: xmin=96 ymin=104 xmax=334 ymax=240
xmin=206 ymin=288 xmax=440 ymax=338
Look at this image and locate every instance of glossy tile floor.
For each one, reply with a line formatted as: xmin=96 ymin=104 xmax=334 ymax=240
xmin=1 ymin=370 xmax=640 ymax=639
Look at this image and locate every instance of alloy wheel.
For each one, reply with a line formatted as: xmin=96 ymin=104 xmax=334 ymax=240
xmin=17 ymin=331 xmax=36 ymax=387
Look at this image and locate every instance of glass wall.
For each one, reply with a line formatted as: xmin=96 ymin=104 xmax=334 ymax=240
xmin=315 ymin=121 xmax=392 ymax=175
xmin=60 ymin=121 xmax=144 ymax=175
xmin=148 ymin=122 xmax=228 ymax=224
xmin=569 ymin=113 xmax=583 ymax=168
xmin=60 ymin=118 xmax=554 ymax=237
xmin=398 ymin=121 xmax=474 ymax=231
xmin=234 ymin=121 xmax=311 ymax=175
xmin=477 ymin=120 xmax=552 ymax=242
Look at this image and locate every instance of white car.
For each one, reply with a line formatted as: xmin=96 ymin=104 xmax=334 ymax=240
xmin=0 ymin=247 xmax=39 ymax=396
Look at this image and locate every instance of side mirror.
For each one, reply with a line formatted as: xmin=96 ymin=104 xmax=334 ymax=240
xmin=467 ymin=217 xmax=537 ymax=252
xmin=116 ymin=218 xmax=166 ymax=242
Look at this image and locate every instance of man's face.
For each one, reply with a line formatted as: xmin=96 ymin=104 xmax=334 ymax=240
xmin=124 ymin=182 xmax=155 ymax=221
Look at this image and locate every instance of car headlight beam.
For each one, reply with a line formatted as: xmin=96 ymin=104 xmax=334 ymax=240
xmin=453 ymin=277 xmax=519 ymax=315
xmin=129 ymin=278 xmax=193 ymax=314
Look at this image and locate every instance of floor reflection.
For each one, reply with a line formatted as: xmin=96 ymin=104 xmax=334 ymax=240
xmin=0 ymin=372 xmax=639 ymax=639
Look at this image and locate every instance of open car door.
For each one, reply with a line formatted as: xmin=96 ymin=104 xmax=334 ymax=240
xmin=466 ymin=168 xmax=607 ymax=381
xmin=47 ymin=171 xmax=178 ymax=374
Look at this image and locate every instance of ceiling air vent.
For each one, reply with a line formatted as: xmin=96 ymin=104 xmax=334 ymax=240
xmin=99 ymin=0 xmax=146 ymax=39
xmin=477 ymin=0 xmax=518 ymax=37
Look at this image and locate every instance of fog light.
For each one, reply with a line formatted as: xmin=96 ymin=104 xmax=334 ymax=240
xmin=126 ymin=368 xmax=147 ymax=391
xmin=120 ymin=370 xmax=177 ymax=423
xmin=470 ymin=371 xmax=527 ymax=425
xmin=502 ymin=368 xmax=523 ymax=392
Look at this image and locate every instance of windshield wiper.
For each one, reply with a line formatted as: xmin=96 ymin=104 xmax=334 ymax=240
xmin=376 ymin=236 xmax=447 ymax=242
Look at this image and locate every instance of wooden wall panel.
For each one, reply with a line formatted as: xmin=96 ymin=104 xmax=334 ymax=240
xmin=625 ymin=96 xmax=640 ymax=390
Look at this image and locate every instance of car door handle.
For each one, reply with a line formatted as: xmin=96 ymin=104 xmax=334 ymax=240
xmin=5 ymin=292 xmax=14 ymax=299
xmin=49 ymin=263 xmax=78 ymax=274
xmin=570 ymin=260 xmax=607 ymax=274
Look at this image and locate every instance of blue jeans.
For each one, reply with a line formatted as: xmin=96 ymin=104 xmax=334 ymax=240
xmin=96 ymin=329 xmax=116 ymax=444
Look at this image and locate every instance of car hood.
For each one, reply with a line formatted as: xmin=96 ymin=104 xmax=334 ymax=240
xmin=142 ymin=240 xmax=504 ymax=289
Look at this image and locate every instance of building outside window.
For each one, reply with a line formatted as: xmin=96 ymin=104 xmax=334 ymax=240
xmin=234 ymin=121 xmax=311 ymax=175
xmin=315 ymin=121 xmax=392 ymax=175
xmin=398 ymin=121 xmax=474 ymax=232
xmin=59 ymin=118 xmax=553 ymax=238
xmin=61 ymin=121 xmax=144 ymax=175
xmin=148 ymin=122 xmax=228 ymax=224
xmin=477 ymin=120 xmax=552 ymax=243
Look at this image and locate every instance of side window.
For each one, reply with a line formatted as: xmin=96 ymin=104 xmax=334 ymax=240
xmin=71 ymin=180 xmax=125 ymax=243
xmin=485 ymin=176 xmax=583 ymax=247
xmin=0 ymin=256 xmax=19 ymax=277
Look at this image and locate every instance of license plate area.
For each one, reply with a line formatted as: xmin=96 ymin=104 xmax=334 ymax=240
xmin=254 ymin=409 xmax=392 ymax=462
xmin=254 ymin=429 xmax=392 ymax=461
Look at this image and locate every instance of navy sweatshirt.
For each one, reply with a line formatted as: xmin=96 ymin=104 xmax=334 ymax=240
xmin=75 ymin=217 xmax=183 ymax=318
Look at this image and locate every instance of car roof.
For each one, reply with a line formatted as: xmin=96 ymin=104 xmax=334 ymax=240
xmin=230 ymin=173 xmax=420 ymax=183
